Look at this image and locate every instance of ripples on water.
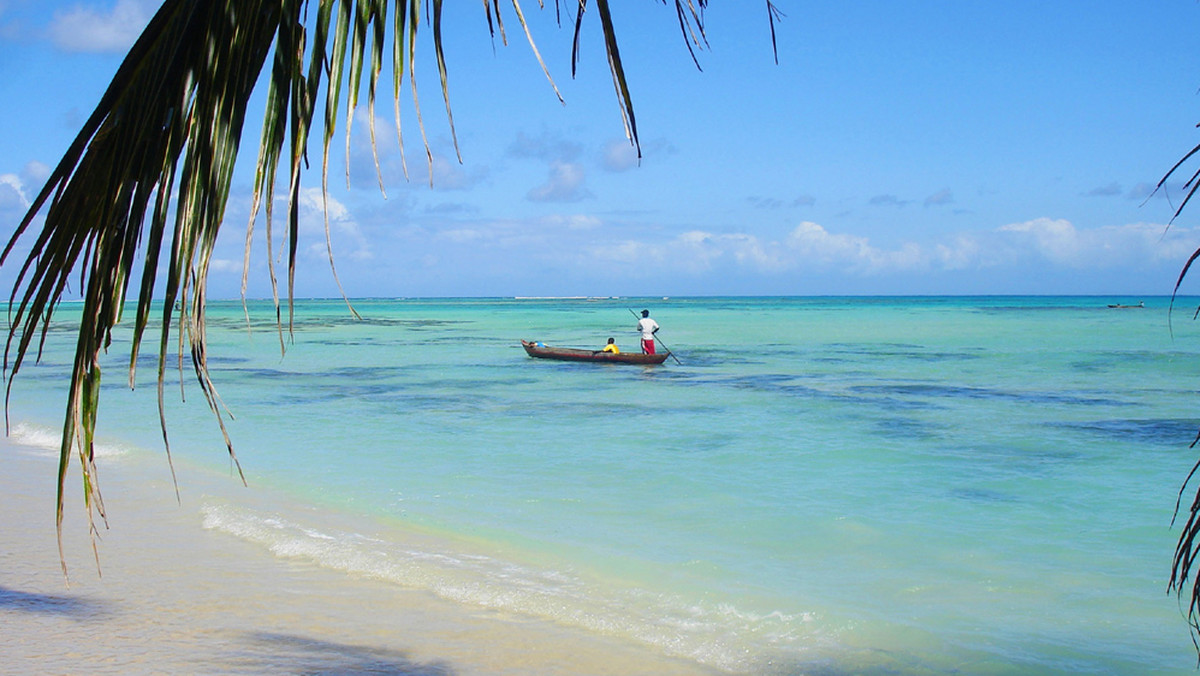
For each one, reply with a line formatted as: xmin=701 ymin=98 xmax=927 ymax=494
xmin=7 ymin=296 xmax=1200 ymax=674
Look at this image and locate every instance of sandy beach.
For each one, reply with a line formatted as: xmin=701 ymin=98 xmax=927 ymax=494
xmin=0 ymin=440 xmax=724 ymax=676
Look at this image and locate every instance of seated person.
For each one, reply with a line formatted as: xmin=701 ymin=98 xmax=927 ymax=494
xmin=601 ymin=337 xmax=619 ymax=354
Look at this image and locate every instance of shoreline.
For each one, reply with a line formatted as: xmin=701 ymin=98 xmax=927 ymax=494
xmin=0 ymin=439 xmax=724 ymax=676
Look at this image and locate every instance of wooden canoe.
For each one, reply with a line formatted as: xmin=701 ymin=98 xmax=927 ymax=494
xmin=521 ymin=340 xmax=669 ymax=365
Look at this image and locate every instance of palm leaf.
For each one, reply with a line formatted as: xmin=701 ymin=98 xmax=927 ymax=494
xmin=1164 ymin=86 xmax=1200 ymax=671
xmin=2 ymin=0 xmax=780 ymax=577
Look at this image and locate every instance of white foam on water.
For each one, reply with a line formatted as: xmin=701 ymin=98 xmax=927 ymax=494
xmin=199 ymin=500 xmax=826 ymax=673
xmin=8 ymin=421 xmax=64 ymax=457
xmin=8 ymin=420 xmax=134 ymax=459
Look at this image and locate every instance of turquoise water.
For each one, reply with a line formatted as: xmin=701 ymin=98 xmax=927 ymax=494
xmin=8 ymin=296 xmax=1200 ymax=673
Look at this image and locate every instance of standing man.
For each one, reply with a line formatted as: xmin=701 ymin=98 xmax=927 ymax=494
xmin=636 ymin=309 xmax=660 ymax=354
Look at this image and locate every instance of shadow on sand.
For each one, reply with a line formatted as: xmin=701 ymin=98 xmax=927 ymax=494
xmin=232 ymin=631 xmax=455 ymax=675
xmin=0 ymin=585 xmax=108 ymax=618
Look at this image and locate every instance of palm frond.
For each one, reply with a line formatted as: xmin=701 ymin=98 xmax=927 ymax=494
xmin=1166 ymin=109 xmax=1200 ymax=668
xmin=3 ymin=0 xmax=285 ymax=577
xmin=2 ymin=0 xmax=782 ymax=578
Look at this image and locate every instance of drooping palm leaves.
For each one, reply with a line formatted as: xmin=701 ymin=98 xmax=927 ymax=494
xmin=1169 ymin=146 xmax=1200 ymax=651
xmin=2 ymin=0 xmax=782 ymax=577
xmin=3 ymin=0 xmax=287 ymax=575
xmin=1172 ymin=456 xmax=1200 ymax=658
xmin=1162 ymin=106 xmax=1200 ymax=660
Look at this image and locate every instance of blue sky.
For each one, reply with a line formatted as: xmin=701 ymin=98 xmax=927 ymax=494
xmin=2 ymin=1 xmax=1200 ymax=298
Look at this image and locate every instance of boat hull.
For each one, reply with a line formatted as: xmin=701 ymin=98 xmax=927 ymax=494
xmin=521 ymin=340 xmax=669 ymax=365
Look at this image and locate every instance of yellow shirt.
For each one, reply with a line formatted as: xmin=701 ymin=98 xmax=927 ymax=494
xmin=602 ymin=343 xmax=620 ymax=354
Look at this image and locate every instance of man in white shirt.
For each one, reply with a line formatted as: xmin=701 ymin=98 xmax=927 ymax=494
xmin=636 ymin=309 xmax=660 ymax=354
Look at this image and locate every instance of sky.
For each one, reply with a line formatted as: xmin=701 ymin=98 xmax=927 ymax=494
xmin=2 ymin=1 xmax=1200 ymax=298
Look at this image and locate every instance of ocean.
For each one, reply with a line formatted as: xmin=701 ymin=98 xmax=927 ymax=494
xmin=4 ymin=295 xmax=1199 ymax=674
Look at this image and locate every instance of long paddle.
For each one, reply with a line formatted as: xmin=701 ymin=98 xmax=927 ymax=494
xmin=628 ymin=308 xmax=682 ymax=365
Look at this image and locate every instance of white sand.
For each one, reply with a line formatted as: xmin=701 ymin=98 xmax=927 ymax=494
xmin=0 ymin=441 xmax=725 ymax=675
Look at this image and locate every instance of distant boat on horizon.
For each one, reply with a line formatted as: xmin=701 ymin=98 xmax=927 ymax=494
xmin=1107 ymin=301 xmax=1144 ymax=309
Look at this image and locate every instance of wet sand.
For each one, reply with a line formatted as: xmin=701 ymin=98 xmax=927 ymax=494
xmin=0 ymin=442 xmax=724 ymax=676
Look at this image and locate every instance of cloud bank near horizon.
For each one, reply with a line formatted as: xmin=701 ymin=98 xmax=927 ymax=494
xmin=582 ymin=218 xmax=1197 ymax=277
xmin=4 ymin=157 xmax=1196 ymax=297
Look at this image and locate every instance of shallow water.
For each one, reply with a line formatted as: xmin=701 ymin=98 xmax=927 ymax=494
xmin=4 ymin=296 xmax=1200 ymax=674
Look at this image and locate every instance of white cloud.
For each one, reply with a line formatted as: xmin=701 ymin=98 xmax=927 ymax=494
xmin=998 ymin=217 xmax=1082 ymax=263
xmin=998 ymin=217 xmax=1198 ymax=267
xmin=786 ymin=222 xmax=874 ymax=264
xmin=602 ymin=139 xmax=639 ymax=172
xmin=585 ymin=218 xmax=1200 ymax=280
xmin=439 ymin=227 xmax=493 ymax=245
xmin=540 ymin=213 xmax=601 ymax=231
xmin=426 ymin=214 xmax=604 ymax=250
xmin=0 ymin=162 xmax=47 ymax=229
xmin=297 ymin=188 xmax=351 ymax=226
xmin=49 ymin=0 xmax=156 ymax=53
xmin=427 ymin=154 xmax=485 ymax=191
xmin=22 ymin=160 xmax=49 ymax=187
xmin=208 ymin=258 xmax=242 ymax=274
xmin=674 ymin=231 xmax=739 ymax=272
xmin=0 ymin=161 xmax=50 ymax=213
xmin=247 ymin=188 xmax=373 ymax=263
xmin=932 ymin=234 xmax=985 ymax=270
xmin=784 ymin=222 xmax=926 ymax=273
xmin=0 ymin=173 xmax=29 ymax=210
xmin=528 ymin=161 xmax=591 ymax=202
